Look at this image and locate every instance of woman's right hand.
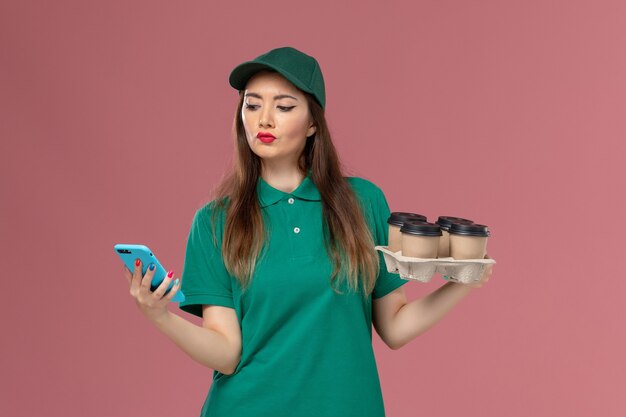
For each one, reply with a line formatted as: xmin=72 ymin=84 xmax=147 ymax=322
xmin=124 ymin=259 xmax=180 ymax=323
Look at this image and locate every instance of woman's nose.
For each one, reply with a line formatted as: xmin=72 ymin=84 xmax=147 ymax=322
xmin=259 ymin=107 xmax=274 ymax=127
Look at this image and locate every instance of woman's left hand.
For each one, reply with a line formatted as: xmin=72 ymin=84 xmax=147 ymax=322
xmin=466 ymin=253 xmax=494 ymax=289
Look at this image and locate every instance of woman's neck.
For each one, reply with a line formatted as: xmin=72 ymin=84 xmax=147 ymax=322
xmin=261 ymin=164 xmax=306 ymax=194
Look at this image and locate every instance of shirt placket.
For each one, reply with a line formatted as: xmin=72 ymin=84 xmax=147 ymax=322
xmin=282 ymin=194 xmax=302 ymax=261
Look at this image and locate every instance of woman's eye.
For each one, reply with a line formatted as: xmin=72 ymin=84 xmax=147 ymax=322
xmin=244 ymin=104 xmax=294 ymax=112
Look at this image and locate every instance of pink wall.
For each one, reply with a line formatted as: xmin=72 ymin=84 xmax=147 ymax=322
xmin=2 ymin=1 xmax=625 ymax=416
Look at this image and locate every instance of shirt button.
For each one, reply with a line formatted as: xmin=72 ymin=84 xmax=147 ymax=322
xmin=293 ymin=227 xmax=300 ymax=234
xmin=288 ymin=197 xmax=295 ymax=204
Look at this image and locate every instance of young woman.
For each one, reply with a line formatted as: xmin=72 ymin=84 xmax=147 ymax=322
xmin=124 ymin=46 xmax=494 ymax=417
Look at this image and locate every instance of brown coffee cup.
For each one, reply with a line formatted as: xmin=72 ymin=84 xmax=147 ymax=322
xmin=400 ymin=221 xmax=442 ymax=258
xmin=435 ymin=216 xmax=474 ymax=258
xmin=387 ymin=212 xmax=427 ymax=252
xmin=448 ymin=223 xmax=490 ymax=259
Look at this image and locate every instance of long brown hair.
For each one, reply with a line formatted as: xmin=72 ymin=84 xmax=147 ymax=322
xmin=208 ymin=84 xmax=379 ymax=298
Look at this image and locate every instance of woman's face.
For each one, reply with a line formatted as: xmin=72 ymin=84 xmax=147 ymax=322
xmin=242 ymin=71 xmax=316 ymax=166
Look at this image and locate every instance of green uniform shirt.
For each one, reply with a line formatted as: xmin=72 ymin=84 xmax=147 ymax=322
xmin=179 ymin=171 xmax=408 ymax=417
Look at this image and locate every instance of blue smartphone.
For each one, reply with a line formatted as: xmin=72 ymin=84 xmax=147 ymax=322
xmin=114 ymin=243 xmax=185 ymax=303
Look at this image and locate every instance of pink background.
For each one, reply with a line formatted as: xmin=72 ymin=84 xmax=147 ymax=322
xmin=2 ymin=1 xmax=625 ymax=416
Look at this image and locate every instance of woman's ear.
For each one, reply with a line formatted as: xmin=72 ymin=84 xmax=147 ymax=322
xmin=307 ymin=123 xmax=317 ymax=138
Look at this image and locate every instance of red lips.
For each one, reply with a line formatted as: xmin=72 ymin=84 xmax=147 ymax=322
xmin=257 ymin=132 xmax=276 ymax=139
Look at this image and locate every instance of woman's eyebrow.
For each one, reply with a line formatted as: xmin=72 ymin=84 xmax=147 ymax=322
xmin=244 ymin=92 xmax=299 ymax=101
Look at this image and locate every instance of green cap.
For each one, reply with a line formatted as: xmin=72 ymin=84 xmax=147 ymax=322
xmin=228 ymin=46 xmax=326 ymax=109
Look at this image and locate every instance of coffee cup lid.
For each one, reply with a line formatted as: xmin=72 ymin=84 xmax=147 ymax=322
xmin=400 ymin=220 xmax=442 ymax=237
xmin=388 ymin=212 xmax=428 ymax=227
xmin=448 ymin=222 xmax=490 ymax=237
xmin=435 ymin=216 xmax=474 ymax=230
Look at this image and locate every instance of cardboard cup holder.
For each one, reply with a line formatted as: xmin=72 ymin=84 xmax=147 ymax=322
xmin=375 ymin=246 xmax=496 ymax=284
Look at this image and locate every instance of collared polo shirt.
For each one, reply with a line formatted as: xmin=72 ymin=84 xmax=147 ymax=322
xmin=179 ymin=171 xmax=408 ymax=417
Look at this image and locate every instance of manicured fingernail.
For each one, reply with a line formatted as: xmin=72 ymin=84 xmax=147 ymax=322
xmin=174 ymin=278 xmax=179 ymax=286
xmin=149 ymin=264 xmax=155 ymax=271
xmin=135 ymin=259 xmax=140 ymax=266
xmin=167 ymin=270 xmax=173 ymax=278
